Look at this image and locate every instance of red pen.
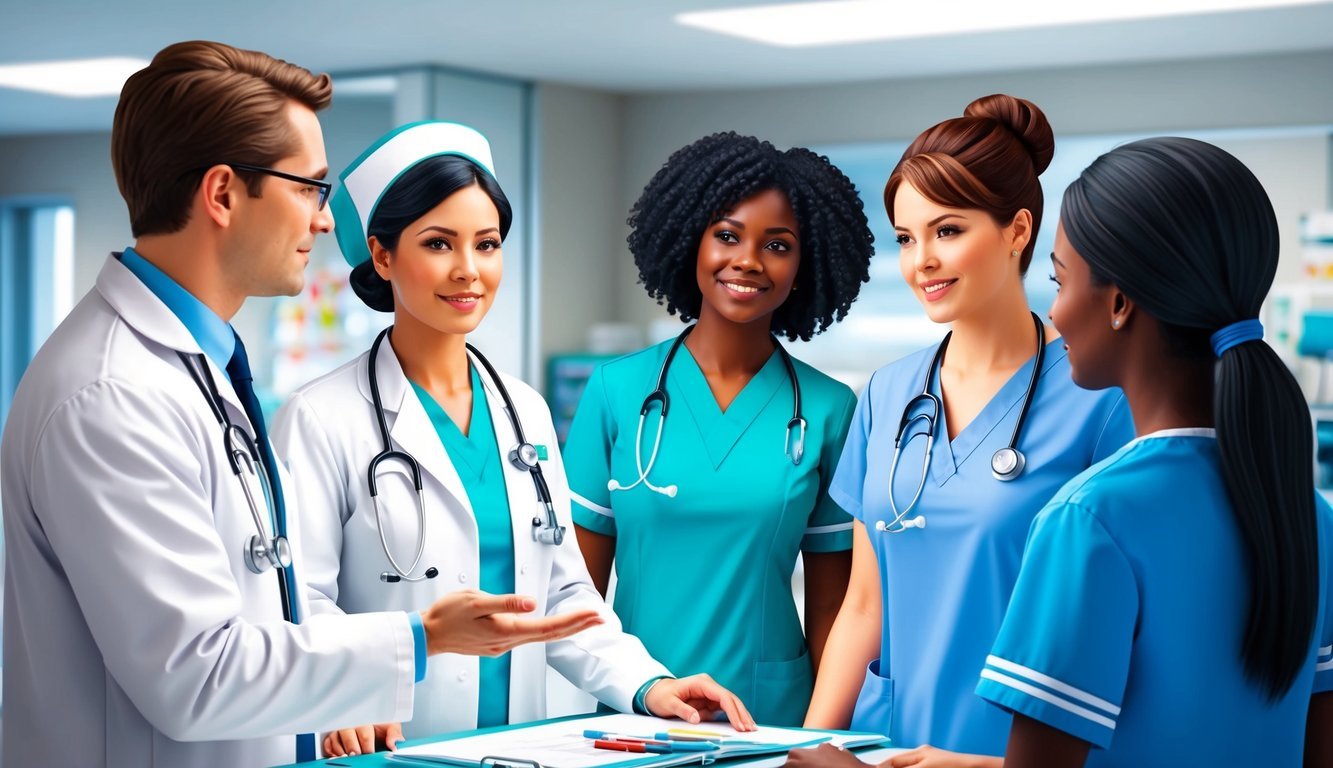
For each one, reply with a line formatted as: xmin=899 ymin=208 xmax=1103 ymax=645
xmin=594 ymin=740 xmax=646 ymax=753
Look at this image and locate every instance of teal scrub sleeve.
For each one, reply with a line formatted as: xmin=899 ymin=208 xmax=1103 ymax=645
xmin=802 ymin=385 xmax=858 ymax=553
xmin=1090 ymin=393 xmax=1135 ymax=464
xmin=827 ymin=371 xmax=877 ymax=523
xmin=1317 ymin=496 xmax=1333 ymax=694
xmin=976 ymin=502 xmax=1137 ymax=750
xmin=564 ymin=365 xmax=618 ymax=536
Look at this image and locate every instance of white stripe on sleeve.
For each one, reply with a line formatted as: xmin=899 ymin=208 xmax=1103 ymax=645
xmin=986 ymin=655 xmax=1121 ymax=716
xmin=804 ymin=522 xmax=854 ymax=535
xmin=979 ymin=669 xmax=1117 ymax=732
xmin=570 ymin=490 xmax=613 ymax=517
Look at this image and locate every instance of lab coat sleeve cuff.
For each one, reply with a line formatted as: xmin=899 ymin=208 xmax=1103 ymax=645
xmin=633 ymin=676 xmax=673 ymax=715
xmin=410 ymin=611 xmax=427 ymax=683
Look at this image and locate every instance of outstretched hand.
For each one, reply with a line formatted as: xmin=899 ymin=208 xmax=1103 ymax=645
xmin=422 ymin=590 xmax=603 ymax=656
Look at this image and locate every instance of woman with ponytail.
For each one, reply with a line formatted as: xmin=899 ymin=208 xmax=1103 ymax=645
xmin=970 ymin=137 xmax=1333 ymax=766
xmin=797 ymin=95 xmax=1133 ymax=763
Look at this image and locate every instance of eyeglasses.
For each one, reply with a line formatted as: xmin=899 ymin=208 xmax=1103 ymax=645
xmin=226 ymin=163 xmax=332 ymax=211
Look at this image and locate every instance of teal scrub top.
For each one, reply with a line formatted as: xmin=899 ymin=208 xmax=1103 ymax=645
xmin=978 ymin=429 xmax=1333 ymax=765
xmin=563 ymin=337 xmax=857 ymax=726
xmin=411 ymin=366 xmax=514 ymax=728
xmin=831 ymin=339 xmax=1134 ymax=753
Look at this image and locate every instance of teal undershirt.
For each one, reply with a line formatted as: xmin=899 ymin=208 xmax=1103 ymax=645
xmin=410 ymin=367 xmax=514 ymax=728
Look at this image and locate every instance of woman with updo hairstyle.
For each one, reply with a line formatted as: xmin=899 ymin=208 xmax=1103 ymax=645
xmin=793 ymin=95 xmax=1133 ymax=762
xmin=273 ymin=122 xmax=753 ymax=759
xmin=968 ymin=137 xmax=1333 ymax=767
xmin=563 ymin=132 xmax=875 ymax=725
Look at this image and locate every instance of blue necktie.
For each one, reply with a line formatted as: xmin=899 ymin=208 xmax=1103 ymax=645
xmin=226 ymin=333 xmax=316 ymax=763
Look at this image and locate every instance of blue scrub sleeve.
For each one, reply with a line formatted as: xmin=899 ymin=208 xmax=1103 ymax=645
xmin=976 ymin=501 xmax=1137 ymax=750
xmin=1317 ymin=497 xmax=1333 ymax=694
xmin=803 ymin=386 xmax=858 ymax=553
xmin=409 ymin=611 xmax=426 ymax=683
xmin=1089 ymin=393 xmax=1135 ymax=464
xmin=563 ymin=365 xmax=618 ymax=536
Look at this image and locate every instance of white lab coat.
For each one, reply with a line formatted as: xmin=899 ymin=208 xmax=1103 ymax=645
xmin=271 ymin=338 xmax=670 ymax=738
xmin=0 ymin=255 xmax=417 ymax=768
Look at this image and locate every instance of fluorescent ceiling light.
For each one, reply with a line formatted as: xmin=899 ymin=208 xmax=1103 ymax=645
xmin=677 ymin=0 xmax=1328 ymax=46
xmin=0 ymin=57 xmax=149 ymax=98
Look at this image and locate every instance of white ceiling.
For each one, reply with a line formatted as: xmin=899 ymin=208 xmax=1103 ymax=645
xmin=3 ymin=0 xmax=1332 ymax=135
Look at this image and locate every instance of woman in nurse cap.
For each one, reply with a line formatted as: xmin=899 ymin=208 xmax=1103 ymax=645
xmin=272 ymin=121 xmax=753 ymax=758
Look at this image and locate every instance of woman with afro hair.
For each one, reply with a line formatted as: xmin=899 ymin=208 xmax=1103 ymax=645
xmin=563 ymin=131 xmax=875 ymax=726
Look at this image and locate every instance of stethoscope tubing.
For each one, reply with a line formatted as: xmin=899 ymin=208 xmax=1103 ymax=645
xmin=880 ymin=312 xmax=1045 ymax=534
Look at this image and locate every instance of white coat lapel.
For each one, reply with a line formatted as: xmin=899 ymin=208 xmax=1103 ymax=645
xmin=360 ymin=337 xmax=473 ymax=514
xmin=97 ymin=254 xmax=252 ymax=432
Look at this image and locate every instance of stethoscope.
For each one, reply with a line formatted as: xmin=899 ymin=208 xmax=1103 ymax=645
xmin=608 ymin=324 xmax=806 ymax=498
xmin=177 ymin=353 xmax=294 ymax=618
xmin=366 ymin=327 xmax=565 ymax=584
xmin=876 ymin=311 xmax=1045 ymax=534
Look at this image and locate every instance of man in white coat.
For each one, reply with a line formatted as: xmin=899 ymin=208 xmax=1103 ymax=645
xmin=0 ymin=40 xmax=604 ymax=768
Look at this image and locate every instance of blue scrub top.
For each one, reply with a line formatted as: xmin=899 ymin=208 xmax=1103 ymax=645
xmin=830 ymin=338 xmax=1133 ymax=753
xmin=411 ymin=366 xmax=514 ymax=728
xmin=978 ymin=429 xmax=1333 ymax=766
xmin=564 ymin=338 xmax=857 ymax=725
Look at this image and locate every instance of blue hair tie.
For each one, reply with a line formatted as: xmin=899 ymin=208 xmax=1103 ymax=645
xmin=1210 ymin=318 xmax=1263 ymax=357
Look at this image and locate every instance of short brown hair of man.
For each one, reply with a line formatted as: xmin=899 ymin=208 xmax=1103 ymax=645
xmin=111 ymin=40 xmax=333 ymax=237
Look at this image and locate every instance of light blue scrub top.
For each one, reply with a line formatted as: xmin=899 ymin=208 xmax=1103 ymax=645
xmin=565 ymin=338 xmax=857 ymax=726
xmin=411 ymin=366 xmax=514 ymax=728
xmin=830 ymin=338 xmax=1133 ymax=753
xmin=978 ymin=430 xmax=1333 ymax=766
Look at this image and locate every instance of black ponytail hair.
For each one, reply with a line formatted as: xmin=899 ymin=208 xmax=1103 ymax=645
xmin=350 ymin=154 xmax=512 ymax=312
xmin=1061 ymin=137 xmax=1317 ymax=700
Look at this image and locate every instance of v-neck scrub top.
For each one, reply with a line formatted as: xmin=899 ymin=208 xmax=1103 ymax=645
xmin=410 ymin=366 xmax=514 ymax=728
xmin=830 ymin=338 xmax=1134 ymax=754
xmin=977 ymin=430 xmax=1333 ymax=766
xmin=564 ymin=338 xmax=858 ymax=726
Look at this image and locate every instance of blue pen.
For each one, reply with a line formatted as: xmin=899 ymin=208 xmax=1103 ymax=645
xmin=583 ymin=730 xmax=665 ymax=742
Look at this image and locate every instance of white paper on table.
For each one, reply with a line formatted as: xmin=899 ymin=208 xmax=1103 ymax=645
xmin=390 ymin=713 xmax=884 ymax=767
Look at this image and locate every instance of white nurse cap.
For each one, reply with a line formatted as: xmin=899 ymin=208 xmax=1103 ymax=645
xmin=330 ymin=121 xmax=496 ymax=268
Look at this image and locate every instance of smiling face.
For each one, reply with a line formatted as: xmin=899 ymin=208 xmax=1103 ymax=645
xmin=1049 ymin=221 xmax=1120 ymax=389
xmin=893 ymin=180 xmax=1028 ymax=325
xmin=371 ymin=182 xmax=502 ymax=338
xmin=694 ymin=187 xmax=801 ymax=330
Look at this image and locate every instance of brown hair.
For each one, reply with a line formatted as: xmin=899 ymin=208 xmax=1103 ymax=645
xmin=884 ymin=94 xmax=1054 ymax=274
xmin=111 ymin=40 xmax=333 ymax=237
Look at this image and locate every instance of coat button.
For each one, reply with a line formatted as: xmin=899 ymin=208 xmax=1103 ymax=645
xmin=458 ymin=572 xmax=468 ymax=583
xmin=520 ymin=564 xmax=529 ymax=575
xmin=458 ymin=671 xmax=468 ymax=682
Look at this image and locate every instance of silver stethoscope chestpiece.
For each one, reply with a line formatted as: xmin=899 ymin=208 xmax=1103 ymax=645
xmin=991 ymin=447 xmax=1026 ymax=481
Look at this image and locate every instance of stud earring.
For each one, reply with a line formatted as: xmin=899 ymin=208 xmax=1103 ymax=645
xmin=1112 ymin=319 xmax=1121 ymax=329
xmin=1011 ymin=250 xmax=1019 ymax=258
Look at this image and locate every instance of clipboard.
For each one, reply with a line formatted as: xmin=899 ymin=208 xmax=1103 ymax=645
xmin=274 ymin=712 xmax=888 ymax=768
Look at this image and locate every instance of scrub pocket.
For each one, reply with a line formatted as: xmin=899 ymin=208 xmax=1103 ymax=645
xmin=753 ymin=649 xmax=814 ymax=726
xmin=849 ymin=658 xmax=894 ymax=737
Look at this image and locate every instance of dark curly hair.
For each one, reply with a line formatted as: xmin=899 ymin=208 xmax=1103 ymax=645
xmin=627 ymin=132 xmax=874 ymax=341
